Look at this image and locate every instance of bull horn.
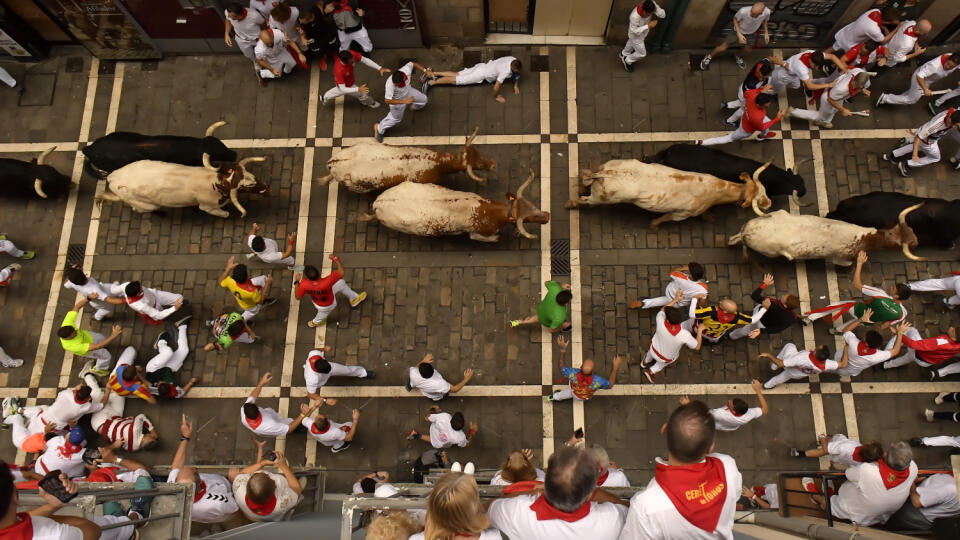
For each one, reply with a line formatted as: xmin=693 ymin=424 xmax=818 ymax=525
xmin=902 ymin=243 xmax=925 ymax=261
xmin=466 ymin=164 xmax=485 ymax=183
xmin=238 ymin=156 xmax=267 ymax=170
xmin=37 ymin=146 xmax=55 ymax=166
xmin=898 ymin=202 xmax=923 ymax=226
xmin=229 ymin=188 xmax=247 ymax=217
xmin=516 ymin=218 xmax=536 ymax=239
xmin=202 ymin=152 xmax=216 ymax=171
xmin=205 ymin=120 xmax=226 ymax=137
xmin=34 ymin=179 xmax=48 ymax=199
xmin=791 ymin=189 xmax=814 ymax=207
xmin=517 ymin=168 xmax=535 ymax=200
xmin=465 ymin=126 xmax=479 ymax=146
xmin=752 ymin=161 xmax=772 ymax=182
xmin=793 ymin=158 xmax=814 ymax=172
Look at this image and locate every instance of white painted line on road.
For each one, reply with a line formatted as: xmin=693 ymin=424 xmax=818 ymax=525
xmin=538 ymin=45 xmax=555 ymax=460
xmin=0 ymin=142 xmax=80 ymax=153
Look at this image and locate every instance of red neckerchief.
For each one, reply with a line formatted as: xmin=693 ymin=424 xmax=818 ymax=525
xmin=74 ymin=391 xmax=90 ymax=405
xmin=799 ymin=52 xmax=813 ymax=69
xmin=664 ymin=319 xmax=683 ymax=336
xmin=904 ymin=25 xmax=917 ymax=38
xmin=715 ymin=308 xmax=736 ymax=324
xmin=395 ymin=72 xmax=407 ymax=87
xmin=233 ymin=280 xmax=261 ymax=293
xmin=950 ymin=271 xmax=960 ymax=275
xmin=654 ymin=457 xmax=728 ymax=533
xmin=501 ymin=480 xmax=543 ymax=494
xmin=867 ymin=9 xmax=883 ymax=28
xmin=334 ymin=0 xmax=354 ymax=14
xmin=941 ymin=54 xmax=953 ymax=69
xmin=753 ymin=485 xmax=766 ymax=497
xmin=596 ymin=468 xmax=610 ymax=486
xmin=308 ymin=354 xmax=325 ymax=372
xmin=847 ymin=76 xmax=862 ymax=98
xmin=530 ymin=494 xmax=592 ymax=522
xmin=807 ymin=352 xmax=826 ymax=371
xmin=236 ymin=8 xmax=247 ymax=21
xmin=1 ymin=513 xmax=34 ymax=540
xmin=726 ymin=405 xmax=744 ymax=417
xmin=86 ymin=466 xmax=120 ymax=483
xmin=58 ymin=440 xmax=83 ymax=457
xmin=636 ymin=5 xmax=644 ymax=15
xmin=310 ymin=420 xmax=330 ymax=435
xmin=856 ymin=342 xmax=877 ymax=356
xmin=245 ymin=494 xmax=277 ymax=516
xmin=125 ymin=293 xmax=144 ymax=304
xmin=194 ymin=480 xmax=207 ymax=503
xmin=844 ymin=43 xmax=863 ymax=64
xmin=852 ymin=446 xmax=864 ymax=462
xmin=877 ymin=459 xmax=911 ymax=489
xmin=575 ymin=371 xmax=594 ymax=388
xmin=753 ymin=62 xmax=764 ymax=80
xmin=245 ymin=412 xmax=263 ymax=430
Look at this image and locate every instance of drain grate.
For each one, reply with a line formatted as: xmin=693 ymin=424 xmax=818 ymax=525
xmin=551 ymin=239 xmax=570 ymax=276
xmin=66 ymin=244 xmax=85 ymax=268
xmin=65 ymin=57 xmax=84 ymax=73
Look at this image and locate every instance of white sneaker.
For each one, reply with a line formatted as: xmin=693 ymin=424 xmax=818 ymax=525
xmin=770 ymin=362 xmax=779 ymax=371
xmin=924 ymin=408 xmax=934 ymax=422
xmin=368 ymin=101 xmax=381 ymax=109
xmin=934 ymin=392 xmax=951 ymax=405
xmin=0 ymin=357 xmax=22 ymax=368
xmin=245 ymin=253 xmax=256 ymax=259
xmin=450 ymin=462 xmax=462 ymax=473
xmin=78 ymin=360 xmax=94 ymax=380
xmin=463 ymin=462 xmax=475 ymax=475
xmin=1 ymin=397 xmax=19 ymax=417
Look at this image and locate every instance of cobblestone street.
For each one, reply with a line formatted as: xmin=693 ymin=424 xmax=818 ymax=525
xmin=2 ymin=42 xmax=960 ymax=498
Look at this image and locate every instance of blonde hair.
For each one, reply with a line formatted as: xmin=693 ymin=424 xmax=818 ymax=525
xmin=365 ymin=512 xmax=419 ymax=540
xmin=423 ymin=472 xmax=490 ymax=540
xmin=500 ymin=451 xmax=537 ymax=484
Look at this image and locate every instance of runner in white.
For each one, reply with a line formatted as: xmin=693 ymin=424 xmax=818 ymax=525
xmin=90 ymin=392 xmax=158 ymax=452
xmin=108 ymin=280 xmax=184 ymax=324
xmin=240 ymin=373 xmax=311 ymax=438
xmin=884 ymin=19 xmax=931 ymax=67
xmin=883 ymin=108 xmax=960 ymax=176
xmin=832 ymin=312 xmax=907 ymax=377
xmin=423 ymin=56 xmax=522 ymax=103
xmin=36 ymin=374 xmax=109 ymax=431
xmin=761 ymin=342 xmax=840 ymax=389
xmin=302 ymin=402 xmax=360 ymax=453
xmin=224 ymin=2 xmax=266 ymax=67
xmin=407 ymin=353 xmax=474 ymax=401
xmin=631 ymin=263 xmax=707 ymax=308
xmin=375 ymin=60 xmax=429 ymax=141
xmin=303 ymin=346 xmax=375 ymax=401
xmin=876 ymin=53 xmax=960 ymax=107
xmin=698 ymin=379 xmax=768 ymax=432
xmin=908 ymin=273 xmax=960 ymax=308
xmin=146 ymin=323 xmax=190 ymax=375
xmin=639 ymin=291 xmax=702 ymax=382
xmin=828 ymin=8 xmax=894 ymax=54
xmin=255 ymin=28 xmax=304 ymax=80
xmin=169 ymin=415 xmax=240 ymax=524
xmin=791 ymin=69 xmax=871 ymax=129
xmin=0 ymin=234 xmax=34 ymax=260
xmin=34 ymin=427 xmax=87 ymax=477
xmin=246 ymin=223 xmax=296 ymax=266
xmin=407 ymin=408 xmax=477 ymax=449
xmin=791 ymin=433 xmax=882 ymax=466
xmin=700 ymin=2 xmax=771 ymax=70
xmin=619 ymin=1 xmax=666 ymax=72
xmin=63 ymin=266 xmax=118 ymax=321
xmin=768 ymin=50 xmax=846 ymax=94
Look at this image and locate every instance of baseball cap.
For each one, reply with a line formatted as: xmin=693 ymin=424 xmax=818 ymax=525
xmin=68 ymin=427 xmax=85 ymax=445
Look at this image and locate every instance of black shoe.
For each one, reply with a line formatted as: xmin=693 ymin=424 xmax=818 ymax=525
xmin=173 ymin=314 xmax=192 ymax=327
xmin=909 ymin=437 xmax=925 ymax=447
xmin=897 ymin=161 xmax=909 ymax=177
xmin=364 ymin=370 xmax=376 ymax=380
xmin=928 ymin=102 xmax=938 ymax=116
xmin=881 ymin=153 xmax=892 ymax=162
xmin=405 ymin=381 xmax=413 ymax=391
xmin=261 ymin=297 xmax=278 ymax=307
xmin=331 ymin=441 xmax=351 ymax=453
xmin=620 ymin=54 xmax=633 ymax=72
xmin=153 ymin=331 xmax=172 ymax=350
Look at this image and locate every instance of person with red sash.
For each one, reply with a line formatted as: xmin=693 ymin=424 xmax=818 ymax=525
xmin=324 ymin=0 xmax=373 ymax=53
xmin=688 ymin=295 xmax=760 ymax=343
xmin=619 ymin=400 xmax=740 ymax=539
xmin=0 ymin=465 xmax=101 ymax=540
xmin=34 ymin=427 xmax=87 ymax=478
xmin=827 ymin=8 xmax=897 ymax=55
xmin=884 ymin=19 xmax=931 ymax=67
xmin=549 ymin=335 xmax=622 ymax=401
xmin=811 ymin=441 xmax=918 ymax=526
xmin=589 ymin=445 xmax=631 ymax=488
xmin=760 ymin=341 xmax=840 ymax=389
xmin=84 ymin=443 xmax=152 ymax=485
xmin=89 ymin=389 xmax=158 ymax=452
xmin=805 ymin=251 xmax=911 ymax=327
xmin=631 ymin=262 xmax=708 ymax=310
xmin=791 ymin=69 xmax=871 ymax=129
xmin=224 ymin=2 xmax=267 ymax=71
xmin=321 ymin=50 xmax=389 ymax=107
xmin=884 ymin=326 xmax=960 ymax=378
xmin=697 ymin=85 xmax=785 ymax=146
xmin=768 ymin=50 xmax=846 ymax=95
xmin=0 ymin=262 xmax=19 ymax=289
xmin=30 ymin=374 xmax=109 ymax=431
xmin=104 ymin=280 xmax=185 ymax=326
xmin=302 ymin=400 xmax=360 ymax=453
xmin=729 ymin=273 xmax=801 ymax=339
xmin=57 ymin=296 xmax=123 ymax=376
xmin=294 ymin=255 xmax=368 ymax=327
xmin=105 ymin=346 xmax=157 ymax=404
xmin=908 ymin=272 xmax=960 ymax=309
xmin=877 ymin=53 xmax=960 ymax=107
xmin=303 ymin=345 xmax=375 ymax=402
xmin=884 ymin=108 xmax=960 ymax=176
xmin=639 ymin=291 xmax=702 ymax=383
xmin=488 ymin=445 xmax=627 ymax=539
xmin=692 ymin=379 xmax=768 ymax=432
xmin=241 ymin=372 xmax=311 ymax=438
xmin=831 ymin=310 xmax=907 ymax=377
xmin=790 ymin=433 xmax=882 ymax=467
xmin=168 ymin=415 xmax=240 ymax=524
xmin=231 ymin=449 xmax=303 ymax=522
xmin=219 ymin=256 xmax=276 ymax=321
xmin=699 ymin=2 xmax=771 ymax=71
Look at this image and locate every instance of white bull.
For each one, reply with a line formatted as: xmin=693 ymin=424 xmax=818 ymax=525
xmin=565 ymin=159 xmax=771 ymax=228
xmin=99 ymin=154 xmax=268 ymax=218
xmin=728 ymin=204 xmax=925 ymax=265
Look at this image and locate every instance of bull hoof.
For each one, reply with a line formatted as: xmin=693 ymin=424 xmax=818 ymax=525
xmin=564 ymin=199 xmax=579 ymax=209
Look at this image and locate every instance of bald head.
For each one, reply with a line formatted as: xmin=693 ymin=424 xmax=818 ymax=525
xmin=259 ymin=28 xmax=274 ymax=45
xmin=751 ymin=2 xmax=766 ymax=16
xmin=544 ymin=446 xmax=599 ymax=512
xmin=581 ymin=358 xmax=595 ymax=376
xmin=916 ymin=19 xmax=931 ymax=35
xmin=665 ymin=400 xmax=716 ymax=464
xmin=718 ymin=299 xmax=738 ymax=313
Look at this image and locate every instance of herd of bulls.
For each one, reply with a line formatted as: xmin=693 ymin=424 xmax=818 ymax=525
xmin=1 ymin=124 xmax=957 ymax=263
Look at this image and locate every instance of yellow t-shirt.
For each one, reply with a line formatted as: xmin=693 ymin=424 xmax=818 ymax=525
xmin=220 ymin=276 xmax=264 ymax=310
xmin=60 ymin=310 xmax=94 ymax=355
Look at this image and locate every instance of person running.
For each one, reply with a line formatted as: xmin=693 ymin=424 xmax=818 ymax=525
xmin=761 ymin=342 xmax=839 ymax=388
xmin=908 ymin=272 xmax=960 ymax=309
xmin=203 ymin=311 xmax=258 ymax=351
xmin=831 ymin=312 xmax=908 ymax=377
xmin=423 ymin=56 xmax=521 ymax=103
xmin=876 ymin=53 xmax=960 ymax=107
xmin=219 ymin=256 xmax=276 ymax=321
xmin=620 ymin=1 xmax=665 ymax=72
xmin=325 ymin=0 xmax=373 ymax=53
xmin=0 ymin=233 xmax=35 ymax=260
xmin=58 ymin=296 xmax=123 ymax=376
xmin=805 ymin=251 xmax=910 ymax=327
xmin=700 ymin=2 xmax=771 ymax=71
xmin=640 ymin=291 xmax=703 ymax=383
xmin=720 ymin=56 xmax=784 ymax=126
xmin=697 ymin=85 xmax=785 ymax=145
xmin=322 ymin=50 xmax=389 ymax=107
xmin=407 ymin=353 xmax=474 ymax=401
xmin=884 ymin=19 xmax=931 ymax=67
xmin=883 ymin=326 xmax=960 ymax=379
xmin=375 ymin=60 xmax=429 ymax=142
xmin=791 ymin=69 xmax=871 ymax=129
xmin=293 ymin=254 xmax=367 ymax=328
xmin=246 ymin=222 xmax=296 ymax=267
xmin=510 ymin=280 xmax=572 ymax=332
xmin=790 ymin=434 xmax=882 ymax=466
xmin=687 ymin=379 xmax=768 ymax=432
xmin=63 ymin=266 xmax=118 ymax=321
xmin=883 ymin=108 xmax=960 ymax=176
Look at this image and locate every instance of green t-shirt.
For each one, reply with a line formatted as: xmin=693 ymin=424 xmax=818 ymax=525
xmin=60 ymin=310 xmax=93 ymax=355
xmin=537 ymin=281 xmax=568 ymax=329
xmin=215 ymin=312 xmax=245 ymax=349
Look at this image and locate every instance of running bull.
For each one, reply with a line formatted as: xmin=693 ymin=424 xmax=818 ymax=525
xmin=0 ymin=147 xmax=71 ymax=199
xmin=565 ymin=160 xmax=772 ymax=228
xmin=359 ymin=169 xmax=549 ymax=242
xmin=318 ymin=128 xmax=494 ymax=194
xmin=649 ymin=143 xmax=809 ymax=203
xmin=728 ymin=204 xmax=924 ymax=266
xmin=826 ymin=191 xmax=960 ymax=249
xmin=98 ymin=153 xmax=268 ymax=218
xmin=82 ymin=121 xmax=237 ymax=175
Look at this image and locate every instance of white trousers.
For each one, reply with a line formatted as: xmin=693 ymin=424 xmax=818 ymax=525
xmin=934 ymin=86 xmax=960 ymax=107
xmin=621 ymin=37 xmax=648 ymax=64
xmin=83 ymin=331 xmax=113 ymax=371
xmin=550 ymin=387 xmax=584 ymax=402
xmin=242 ymin=302 xmax=263 ymax=322
xmin=909 ymin=276 xmax=960 ymax=305
xmin=146 ymin=325 xmax=189 ymax=373
xmin=922 ymin=435 xmax=960 ymax=448
xmin=236 ymin=37 xmax=257 ymax=64
xmin=791 ymin=91 xmax=838 ymax=124
xmin=729 ymin=305 xmax=766 ymax=340
xmin=310 ymin=279 xmax=360 ymax=323
xmin=0 ymin=239 xmax=23 ymax=258
xmin=769 ymin=66 xmax=800 ymax=94
xmin=378 ymin=90 xmax=427 ymax=135
xmin=89 ymin=391 xmax=125 ymax=434
xmin=879 ymin=75 xmax=925 ymax=106
xmin=642 ymin=348 xmax=675 ymax=375
xmin=892 ymin=138 xmax=940 ymax=168
xmin=701 ymin=123 xmax=771 ymax=146
xmin=329 ymin=362 xmax=368 ymax=379
xmin=726 ymin=86 xmax=746 ymax=124
xmin=882 ymin=328 xmax=930 ymax=369
xmin=259 ymin=49 xmax=296 ymax=79
xmin=5 ymin=406 xmax=43 ymax=448
xmin=110 ymin=346 xmax=136 ymax=383
xmin=323 ymin=83 xmax=377 ymax=106
xmin=640 ymin=282 xmax=693 ymax=309
xmin=764 ymin=343 xmax=808 ymax=388
xmin=338 ymin=26 xmax=373 ymax=52
xmin=934 ymin=362 xmax=960 ymax=377
xmin=0 ymin=67 xmax=14 ymax=88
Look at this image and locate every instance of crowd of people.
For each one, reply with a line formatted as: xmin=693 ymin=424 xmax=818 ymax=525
xmin=1 ymin=0 xmax=960 ymax=539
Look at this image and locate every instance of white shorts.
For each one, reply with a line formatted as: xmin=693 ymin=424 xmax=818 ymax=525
xmin=456 ymin=64 xmax=491 ymax=86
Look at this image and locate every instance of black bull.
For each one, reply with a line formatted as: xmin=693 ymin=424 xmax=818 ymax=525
xmin=82 ymin=131 xmax=237 ymax=175
xmin=648 ymin=143 xmax=807 ymax=198
xmin=827 ymin=191 xmax=960 ymax=249
xmin=0 ymin=151 xmax=71 ymax=199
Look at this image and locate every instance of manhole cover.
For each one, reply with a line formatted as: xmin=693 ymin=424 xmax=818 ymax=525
xmin=66 ymin=244 xmax=85 ymax=268
xmin=551 ymin=239 xmax=570 ymax=276
xmin=99 ymin=61 xmax=116 ymax=75
xmin=530 ymin=55 xmax=549 ymax=72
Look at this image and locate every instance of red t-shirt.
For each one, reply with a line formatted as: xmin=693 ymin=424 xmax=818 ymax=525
xmin=741 ymin=87 xmax=780 ymax=134
xmin=296 ymin=271 xmax=342 ymax=306
xmin=334 ymin=50 xmax=362 ymax=87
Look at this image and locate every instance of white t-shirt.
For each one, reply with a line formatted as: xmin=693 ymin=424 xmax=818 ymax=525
xmin=618 ymin=454 xmax=741 ymax=540
xmin=826 ymin=68 xmax=866 ymax=103
xmin=916 ymin=54 xmax=959 ymax=84
xmin=650 ymin=310 xmax=697 ymax=363
xmin=785 ymin=50 xmax=815 ymax=83
xmin=782 ymin=347 xmax=839 ymax=375
xmin=489 ymin=493 xmax=627 ymax=540
xmin=44 ymin=389 xmax=103 ymax=429
xmin=839 ymin=331 xmax=891 ymax=372
xmin=410 ymin=530 xmax=503 ymax=540
xmin=600 ymin=467 xmax=631 ymax=488
xmin=240 ymin=397 xmax=293 ymax=438
xmin=303 ymin=350 xmax=333 ymax=394
xmin=734 ymin=6 xmax=770 ymax=35
xmin=249 ymin=0 xmax=280 ymax=20
xmin=168 ymin=469 xmax=239 ymax=523
xmin=385 ymin=62 xmax=415 ymax=101
xmin=831 ymin=461 xmax=918 ymax=526
xmin=64 ymin=276 xmax=117 ymax=310
xmin=833 ymin=9 xmax=886 ymax=51
xmin=5 ymin=515 xmax=84 ymax=540
xmin=247 ymin=234 xmax=286 ymax=263
xmin=255 ymin=28 xmax=288 ymax=64
xmin=484 ymin=56 xmax=517 ymax=84
xmin=428 ymin=413 xmax=467 ymax=448
xmin=303 ymin=417 xmax=350 ymax=447
xmin=233 ymin=471 xmax=302 ymax=522
xmin=228 ymin=8 xmax=266 ymax=42
xmin=662 ymin=271 xmax=708 ymax=306
xmin=35 ymin=436 xmax=86 ymax=478
xmin=490 ymin=468 xmax=546 ymax=486
xmin=915 ymin=109 xmax=959 ymax=144
xmin=916 ymin=473 xmax=960 ymax=521
xmin=887 ymin=21 xmax=919 ymax=63
xmin=627 ymin=2 xmax=665 ymax=39
xmin=758 ymin=483 xmax=779 ymax=509
xmin=268 ymin=6 xmax=299 ymax=40
xmin=826 ymin=434 xmax=863 ymax=466
xmin=710 ymin=406 xmax=763 ymax=432
xmin=861 ymin=284 xmax=906 ymax=323
xmin=409 ymin=366 xmax=451 ymax=401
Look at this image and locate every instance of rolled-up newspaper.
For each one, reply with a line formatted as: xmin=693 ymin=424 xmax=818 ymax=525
xmin=850 ymin=110 xmax=871 ymax=117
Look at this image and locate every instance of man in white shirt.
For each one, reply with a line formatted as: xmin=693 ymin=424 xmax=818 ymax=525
xmin=407 ymin=408 xmax=477 ymax=449
xmin=884 ymin=19 xmax=931 ymax=67
xmin=877 ymin=53 xmax=960 ymax=107
xmin=828 ymin=8 xmax=895 ymax=54
xmin=35 ymin=427 xmax=87 ymax=477
xmin=811 ymin=441 xmax=918 ymax=526
xmin=768 ymin=50 xmax=846 ymax=94
xmin=620 ymin=1 xmax=665 ymax=72
xmin=407 ymin=353 xmax=474 ymax=401
xmin=832 ymin=313 xmax=907 ymax=377
xmin=700 ymin=2 xmax=771 ymax=70
xmin=694 ymin=379 xmax=768 ymax=432
xmin=619 ymin=400 xmax=741 ymax=539
xmin=639 ymin=291 xmax=702 ymax=382
xmin=107 ymin=280 xmax=185 ymax=325
xmin=255 ymin=27 xmax=305 ymax=80
xmin=791 ymin=433 xmax=882 ymax=467
xmin=168 ymin=415 xmax=240 ymax=524
xmin=224 ymin=2 xmax=266 ymax=67
xmin=231 ymin=451 xmax=303 ymax=522
xmin=631 ymin=263 xmax=707 ymax=309
xmin=884 ymin=109 xmax=960 ymax=175
xmin=790 ymin=69 xmax=871 ymax=129
xmin=911 ymin=473 xmax=960 ymax=522
xmin=489 ymin=445 xmax=627 ymax=539
xmin=303 ymin=346 xmax=375 ymax=402
xmin=90 ymin=391 xmax=158 ymax=452
xmin=37 ymin=377 xmax=109 ymax=431
xmin=241 ymin=372 xmax=312 ymax=438
xmin=760 ymin=342 xmax=840 ymax=389
xmin=589 ymin=445 xmax=631 ymax=488
xmin=375 ymin=60 xmax=429 ymax=142
xmin=246 ymin=223 xmax=296 ymax=266
xmin=423 ymin=56 xmax=522 ymax=103
xmin=63 ymin=266 xmax=118 ymax=321
xmin=0 ymin=467 xmax=101 ymax=539
xmin=302 ymin=401 xmax=360 ymax=453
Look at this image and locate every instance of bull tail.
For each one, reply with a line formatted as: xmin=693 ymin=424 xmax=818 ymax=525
xmin=97 ymin=188 xmax=120 ymax=202
xmin=317 ymin=173 xmax=334 ymax=186
xmin=357 ymin=211 xmax=378 ymax=223
xmin=727 ymin=232 xmax=743 ymax=246
xmin=83 ymin=159 xmax=108 ymax=180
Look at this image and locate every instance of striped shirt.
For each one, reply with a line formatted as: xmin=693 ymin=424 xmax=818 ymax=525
xmin=97 ymin=414 xmax=152 ymax=452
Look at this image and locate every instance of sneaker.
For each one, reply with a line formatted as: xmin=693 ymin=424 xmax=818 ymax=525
xmin=789 ymin=448 xmax=802 ymax=458
xmin=153 ymin=331 xmax=172 ymax=350
xmin=758 ymin=131 xmax=777 ymax=140
xmin=928 ymin=102 xmax=938 ymax=115
xmin=463 ymin=462 xmax=475 ymax=475
xmin=0 ymin=357 xmax=22 ymax=368
xmin=813 ymin=120 xmax=833 ymax=129
xmin=422 ymin=80 xmax=432 ymax=94
xmin=734 ymin=56 xmax=746 ymax=69
xmin=695 ymin=139 xmax=703 ymax=145
xmin=827 ymin=326 xmax=841 ymax=336
xmin=368 ymin=101 xmax=381 ymax=109
xmin=129 ymin=476 xmax=155 ymax=519
xmin=331 ymin=441 xmax=351 ymax=453
xmin=720 ymin=100 xmax=728 ymax=111
xmin=261 ymin=297 xmax=278 ymax=307
xmin=245 ymin=253 xmax=257 ymax=259
xmin=20 ymin=251 xmax=35 ymax=260
xmin=91 ymin=367 xmax=110 ymax=377
xmin=699 ymin=55 xmax=712 ymax=70
xmin=78 ymin=360 xmax=94 ymax=379
xmin=935 ymin=391 xmax=951 ymax=405
xmin=643 ymin=369 xmax=654 ymax=384
xmin=102 ymin=500 xmax=124 ymax=517
xmin=620 ymin=54 xmax=633 ymax=72
xmin=173 ymin=313 xmax=192 ymax=327
xmin=909 ymin=437 xmax=926 ymax=447
xmin=2 ymin=397 xmax=20 ymax=417
xmin=931 ymin=370 xmax=939 ymax=381
xmin=364 ymin=370 xmax=376 ymax=380
xmin=897 ymin=161 xmax=909 ymax=177
xmin=628 ymin=300 xmax=644 ymax=309
xmin=405 ymin=381 xmax=413 ymax=391
xmin=5 ymin=263 xmax=20 ymax=272
xmin=509 ymin=319 xmax=520 ymax=327
xmin=374 ymin=123 xmax=384 ymax=143
xmin=875 ymin=94 xmax=885 ymax=107
xmin=546 ymin=394 xmax=554 ymax=402
xmin=881 ymin=153 xmax=892 ymax=162
xmin=924 ymin=408 xmax=935 ymax=422
xmin=287 ymin=265 xmax=305 ymax=272
xmin=942 ymin=298 xmax=957 ymax=310
xmin=0 ymin=233 xmax=5 ymax=241
xmin=406 ymin=429 xmax=420 ymax=440
xmin=955 ymin=161 xmax=960 ymax=171
xmin=450 ymin=462 xmax=463 ymax=473
xmin=350 ymin=291 xmax=367 ymax=307
xmin=307 ymin=319 xmax=325 ymax=328
xmin=723 ymin=118 xmax=738 ymax=127
xmin=205 ymin=319 xmax=215 ymax=327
